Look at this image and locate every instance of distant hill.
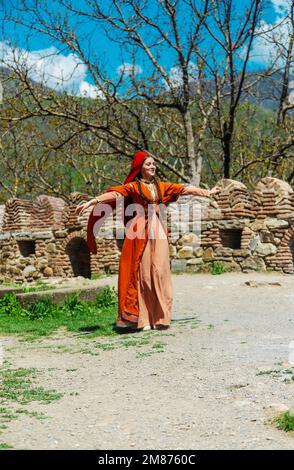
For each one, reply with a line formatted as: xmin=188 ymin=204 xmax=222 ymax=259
xmin=188 ymin=70 xmax=294 ymax=112
xmin=1 ymin=64 xmax=293 ymax=112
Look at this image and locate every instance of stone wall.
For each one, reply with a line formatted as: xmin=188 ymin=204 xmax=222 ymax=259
xmin=0 ymin=177 xmax=293 ymax=282
xmin=0 ymin=192 xmax=121 ymax=282
xmin=169 ymin=177 xmax=294 ymax=274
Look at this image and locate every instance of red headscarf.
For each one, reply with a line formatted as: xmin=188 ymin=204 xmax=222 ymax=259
xmin=124 ymin=151 xmax=149 ymax=183
xmin=86 ymin=151 xmax=149 ymax=254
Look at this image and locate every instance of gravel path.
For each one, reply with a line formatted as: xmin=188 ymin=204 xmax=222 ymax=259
xmin=1 ymin=272 xmax=294 ymax=450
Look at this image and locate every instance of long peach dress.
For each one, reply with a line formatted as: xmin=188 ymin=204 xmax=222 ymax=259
xmin=91 ymin=180 xmax=188 ymax=329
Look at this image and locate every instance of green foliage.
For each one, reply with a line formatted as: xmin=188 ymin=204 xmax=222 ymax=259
xmin=275 ymin=411 xmax=294 ymax=433
xmin=0 ymin=287 xmax=118 ymax=338
xmin=95 ymin=286 xmax=117 ymax=308
xmin=210 ymin=261 xmax=227 ymax=275
xmin=0 ymin=442 xmax=14 ymax=449
xmin=21 ymin=285 xmax=54 ymax=293
xmin=0 ymin=293 xmax=25 ymax=317
xmin=0 ymin=368 xmax=63 ymax=405
xmin=1 ymin=71 xmax=293 ymax=205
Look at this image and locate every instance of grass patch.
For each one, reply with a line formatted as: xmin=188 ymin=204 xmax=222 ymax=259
xmin=0 ymin=442 xmax=13 ymax=449
xmin=94 ymin=342 xmax=117 ymax=351
xmin=136 ymin=351 xmax=154 ymax=358
xmin=0 ymin=367 xmax=60 ymax=445
xmin=88 ymin=335 xmax=151 ymax=353
xmin=0 ymin=368 xmax=63 ymax=405
xmin=152 ymin=342 xmax=165 ymax=351
xmin=275 ymin=411 xmax=294 ymax=432
xmin=21 ymin=285 xmax=54 ymax=293
xmin=121 ymin=338 xmax=150 ymax=348
xmin=0 ymin=407 xmax=17 ymax=421
xmin=0 ymin=280 xmax=21 ymax=287
xmin=14 ymin=409 xmax=47 ymax=420
xmin=0 ymin=286 xmax=118 ymax=339
xmin=256 ymin=368 xmax=294 ymax=378
xmin=90 ymin=273 xmax=109 ymax=280
xmin=211 ymin=261 xmax=227 ymax=275
xmin=80 ymin=332 xmax=168 ymax=357
xmin=173 ymin=318 xmax=201 ymax=330
xmin=256 ymin=369 xmax=281 ymax=376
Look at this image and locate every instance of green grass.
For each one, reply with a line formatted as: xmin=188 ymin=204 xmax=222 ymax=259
xmin=0 ymin=279 xmax=52 ymax=292
xmin=121 ymin=338 xmax=151 ymax=348
xmin=275 ymin=411 xmax=294 ymax=432
xmin=0 ymin=280 xmax=21 ymax=287
xmin=0 ymin=388 xmax=49 ymax=449
xmin=0 ymin=369 xmax=58 ymax=449
xmin=86 ymin=336 xmax=152 ymax=353
xmin=0 ymin=407 xmax=17 ymax=421
xmin=256 ymin=368 xmax=294 ymax=378
xmin=90 ymin=273 xmax=109 ymax=280
xmin=152 ymin=342 xmax=165 ymax=351
xmin=0 ymin=286 xmax=118 ymax=339
xmin=14 ymin=409 xmax=47 ymax=420
xmin=79 ymin=332 xmax=169 ymax=357
xmin=256 ymin=369 xmax=281 ymax=376
xmin=0 ymin=442 xmax=13 ymax=449
xmin=21 ymin=285 xmax=55 ymax=293
xmin=211 ymin=261 xmax=227 ymax=275
xmin=0 ymin=368 xmax=63 ymax=405
xmin=174 ymin=318 xmax=201 ymax=329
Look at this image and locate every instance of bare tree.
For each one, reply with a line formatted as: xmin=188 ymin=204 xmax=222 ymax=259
xmin=0 ymin=0 xmax=292 ymax=193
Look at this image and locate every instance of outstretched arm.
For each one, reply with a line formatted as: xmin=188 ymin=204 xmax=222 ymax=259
xmin=181 ymin=184 xmax=221 ymax=197
xmin=75 ymin=191 xmax=123 ymax=216
xmin=75 ymin=182 xmax=135 ymax=216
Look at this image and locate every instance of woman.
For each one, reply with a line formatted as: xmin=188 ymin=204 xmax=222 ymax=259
xmin=75 ymin=151 xmax=220 ymax=331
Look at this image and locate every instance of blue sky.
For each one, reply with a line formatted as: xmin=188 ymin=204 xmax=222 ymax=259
xmin=0 ymin=0 xmax=292 ymax=98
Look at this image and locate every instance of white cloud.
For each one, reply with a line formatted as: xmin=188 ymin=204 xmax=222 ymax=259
xmin=116 ymin=62 xmax=142 ymax=76
xmin=164 ymin=62 xmax=199 ymax=90
xmin=271 ymin=0 xmax=290 ymax=16
xmin=244 ymin=1 xmax=293 ymax=70
xmin=78 ymin=80 xmax=102 ymax=99
xmin=0 ymin=41 xmax=103 ymax=98
xmin=168 ymin=66 xmax=184 ymax=88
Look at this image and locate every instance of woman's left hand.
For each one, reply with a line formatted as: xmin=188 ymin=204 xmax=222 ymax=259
xmin=198 ymin=185 xmax=221 ymax=197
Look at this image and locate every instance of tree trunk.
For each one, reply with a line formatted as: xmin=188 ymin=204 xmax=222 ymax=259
xmin=223 ymin=123 xmax=232 ymax=179
xmin=183 ymin=110 xmax=197 ymax=184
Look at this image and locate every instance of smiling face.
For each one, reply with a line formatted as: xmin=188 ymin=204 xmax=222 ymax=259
xmin=141 ymin=157 xmax=156 ymax=180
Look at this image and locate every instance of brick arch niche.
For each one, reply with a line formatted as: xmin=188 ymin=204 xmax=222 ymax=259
xmin=65 ymin=237 xmax=91 ymax=278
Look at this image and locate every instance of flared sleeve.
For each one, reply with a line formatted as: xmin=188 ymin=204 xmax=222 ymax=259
xmin=106 ymin=182 xmax=135 ymax=198
xmin=161 ymin=182 xmax=186 ymax=204
xmin=87 ymin=182 xmax=135 ymax=255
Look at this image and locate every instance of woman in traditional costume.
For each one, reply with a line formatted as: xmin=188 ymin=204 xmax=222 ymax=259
xmin=75 ymin=151 xmax=220 ymax=331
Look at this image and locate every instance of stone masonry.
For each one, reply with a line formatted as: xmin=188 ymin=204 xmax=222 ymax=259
xmin=0 ymin=177 xmax=293 ymax=282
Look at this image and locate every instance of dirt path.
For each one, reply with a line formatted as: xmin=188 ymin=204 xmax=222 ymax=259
xmin=1 ymin=272 xmax=294 ymax=450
